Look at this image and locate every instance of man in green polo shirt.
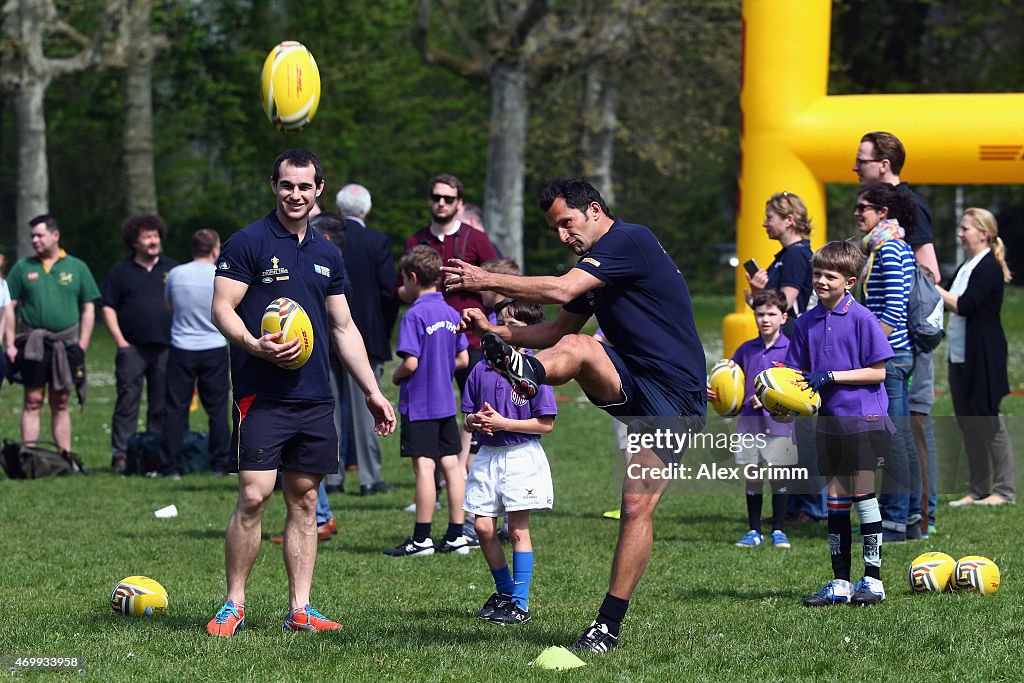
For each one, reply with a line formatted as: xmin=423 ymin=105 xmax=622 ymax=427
xmin=4 ymin=214 xmax=100 ymax=452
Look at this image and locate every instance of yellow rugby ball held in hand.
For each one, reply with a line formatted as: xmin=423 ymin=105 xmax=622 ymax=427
xmin=754 ymin=366 xmax=820 ymax=418
xmin=262 ymin=297 xmax=314 ymax=369
xmin=708 ymin=359 xmax=745 ymax=417
xmin=260 ymin=40 xmax=321 ymax=132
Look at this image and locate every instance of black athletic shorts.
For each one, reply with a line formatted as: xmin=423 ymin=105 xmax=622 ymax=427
xmin=815 ymin=429 xmax=890 ymax=478
xmin=400 ymin=414 xmax=460 ymax=458
xmin=229 ymin=394 xmax=338 ymax=475
xmin=13 ymin=340 xmax=84 ymax=390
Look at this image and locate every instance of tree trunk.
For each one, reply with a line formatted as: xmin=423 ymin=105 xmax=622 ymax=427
xmin=483 ymin=61 xmax=528 ymax=264
xmin=123 ymin=0 xmax=158 ymax=216
xmin=13 ymin=76 xmax=50 ymax=259
xmin=580 ymin=61 xmax=618 ymax=208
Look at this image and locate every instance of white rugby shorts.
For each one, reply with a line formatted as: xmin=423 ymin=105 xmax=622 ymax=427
xmin=464 ymin=440 xmax=553 ymax=516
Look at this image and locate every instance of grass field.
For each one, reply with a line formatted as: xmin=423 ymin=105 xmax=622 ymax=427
xmin=1 ymin=293 xmax=1022 ymax=681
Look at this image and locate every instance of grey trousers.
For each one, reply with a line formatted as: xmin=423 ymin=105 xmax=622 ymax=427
xmin=948 ymin=362 xmax=1016 ymax=501
xmin=112 ymin=344 xmax=168 ymax=458
xmin=342 ymin=360 xmax=386 ymax=488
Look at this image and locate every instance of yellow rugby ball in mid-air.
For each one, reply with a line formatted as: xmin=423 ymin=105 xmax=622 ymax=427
xmin=110 ymin=576 xmax=168 ymax=617
xmin=260 ymin=41 xmax=321 ymax=132
xmin=754 ymin=366 xmax=820 ymax=418
xmin=262 ymin=297 xmax=314 ymax=369
xmin=708 ymin=359 xmax=745 ymax=417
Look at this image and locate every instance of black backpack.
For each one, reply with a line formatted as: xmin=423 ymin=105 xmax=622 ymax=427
xmin=1 ymin=439 xmax=87 ymax=479
xmin=907 ymin=265 xmax=945 ymax=353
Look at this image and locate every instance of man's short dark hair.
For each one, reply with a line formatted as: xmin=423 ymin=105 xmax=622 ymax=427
xmin=121 ymin=214 xmax=166 ymax=251
xmin=538 ymin=178 xmax=614 ymax=218
xmin=191 ymin=228 xmax=220 ymax=258
xmin=29 ymin=214 xmax=58 ymax=232
xmin=311 ymin=212 xmax=346 ymax=252
xmin=400 ymin=245 xmax=442 ymax=285
xmin=428 ymin=174 xmax=463 ymax=199
xmin=861 ymin=131 xmax=906 ymax=175
xmin=273 ymin=149 xmax=324 ymax=187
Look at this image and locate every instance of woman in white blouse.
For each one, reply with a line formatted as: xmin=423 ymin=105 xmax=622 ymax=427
xmin=937 ymin=208 xmax=1015 ymax=507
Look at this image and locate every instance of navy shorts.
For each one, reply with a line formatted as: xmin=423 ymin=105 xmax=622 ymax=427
xmin=585 ymin=342 xmax=706 ymax=464
xmin=400 ymin=414 xmax=460 ymax=458
xmin=230 ymin=395 xmax=338 ymax=475
xmin=815 ymin=429 xmax=890 ymax=478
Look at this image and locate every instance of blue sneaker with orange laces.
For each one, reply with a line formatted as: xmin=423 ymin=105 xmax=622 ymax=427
xmin=206 ymin=600 xmax=245 ymax=637
xmin=283 ymin=604 xmax=343 ymax=632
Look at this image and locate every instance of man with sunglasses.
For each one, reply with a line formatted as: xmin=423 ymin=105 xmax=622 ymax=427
xmin=853 ymin=131 xmax=938 ymax=543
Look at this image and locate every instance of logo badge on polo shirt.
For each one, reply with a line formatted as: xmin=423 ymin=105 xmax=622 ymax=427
xmin=582 ymin=257 xmax=601 ymax=268
xmin=261 ymin=255 xmax=290 ymax=281
xmin=59 ymin=272 xmax=74 ymax=285
xmin=313 ymin=264 xmax=330 ymax=278
xmin=217 ymin=260 xmax=230 ymax=270
xmin=28 ymin=272 xmax=39 ymax=281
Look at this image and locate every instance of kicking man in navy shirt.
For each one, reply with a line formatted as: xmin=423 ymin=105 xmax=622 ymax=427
xmin=443 ymin=177 xmax=706 ymax=654
xmin=206 ymin=149 xmax=395 ymax=637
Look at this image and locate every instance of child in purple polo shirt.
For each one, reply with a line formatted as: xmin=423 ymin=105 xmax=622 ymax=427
xmin=463 ymin=300 xmax=557 ymax=625
xmin=384 ymin=246 xmax=470 ymax=558
xmin=781 ymin=241 xmax=894 ymax=607
xmin=708 ymin=289 xmax=797 ymax=549
xmin=462 ymin=258 xmax=524 ymax=544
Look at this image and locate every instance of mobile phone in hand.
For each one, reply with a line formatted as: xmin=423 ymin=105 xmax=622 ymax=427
xmin=742 ymin=259 xmax=760 ymax=276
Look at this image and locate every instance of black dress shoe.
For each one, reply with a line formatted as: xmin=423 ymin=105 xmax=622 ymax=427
xmin=361 ymin=482 xmax=391 ymax=496
xmin=325 ymin=482 xmax=344 ymax=495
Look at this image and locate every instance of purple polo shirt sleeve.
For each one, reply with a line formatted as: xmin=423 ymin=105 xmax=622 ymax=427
xmin=396 ymin=308 xmax=422 ymax=359
xmin=784 ymin=317 xmax=811 ymax=371
xmin=858 ymin=307 xmax=895 ymax=368
xmin=462 ymin=362 xmax=484 ymax=414
xmin=531 ymin=384 xmax=558 ymax=418
xmin=457 ymin=330 xmax=469 ymax=354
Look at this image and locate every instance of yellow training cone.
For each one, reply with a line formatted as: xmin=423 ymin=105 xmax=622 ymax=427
xmin=531 ymin=646 xmax=586 ymax=671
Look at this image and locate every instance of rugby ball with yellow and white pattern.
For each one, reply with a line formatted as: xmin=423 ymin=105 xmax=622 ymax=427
xmin=753 ymin=366 xmax=819 ymax=418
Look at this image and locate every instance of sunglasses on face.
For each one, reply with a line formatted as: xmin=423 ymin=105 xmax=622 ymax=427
xmin=430 ymin=193 xmax=459 ymax=204
xmin=854 ymin=203 xmax=880 ymax=213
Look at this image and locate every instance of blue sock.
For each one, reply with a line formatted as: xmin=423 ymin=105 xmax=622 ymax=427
xmin=512 ymin=551 xmax=534 ymax=610
xmin=491 ymin=565 xmax=514 ymax=596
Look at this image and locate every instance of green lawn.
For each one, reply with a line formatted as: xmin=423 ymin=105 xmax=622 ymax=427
xmin=0 ymin=293 xmax=1021 ymax=681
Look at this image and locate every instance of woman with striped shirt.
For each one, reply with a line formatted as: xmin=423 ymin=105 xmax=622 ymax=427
xmin=855 ymin=182 xmax=919 ymax=542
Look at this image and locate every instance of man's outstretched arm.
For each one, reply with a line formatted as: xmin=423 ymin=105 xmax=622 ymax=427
xmin=442 ymin=258 xmax=602 ymax=305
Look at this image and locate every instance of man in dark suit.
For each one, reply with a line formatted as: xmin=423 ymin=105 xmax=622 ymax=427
xmin=334 ymin=183 xmax=398 ymax=495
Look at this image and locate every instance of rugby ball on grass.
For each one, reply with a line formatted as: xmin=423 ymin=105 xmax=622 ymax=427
xmin=110 ymin=576 xmax=168 ymax=616
xmin=753 ymin=366 xmax=819 ymax=418
xmin=708 ymin=359 xmax=744 ymax=417
xmin=908 ymin=552 xmax=955 ymax=593
xmin=262 ymin=297 xmax=314 ymax=369
xmin=953 ymin=556 xmax=1000 ymax=595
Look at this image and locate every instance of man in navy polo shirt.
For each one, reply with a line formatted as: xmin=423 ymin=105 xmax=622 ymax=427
xmin=101 ymin=214 xmax=177 ymax=474
xmin=442 ymin=177 xmax=706 ymax=654
xmin=206 ymin=149 xmax=395 ymax=637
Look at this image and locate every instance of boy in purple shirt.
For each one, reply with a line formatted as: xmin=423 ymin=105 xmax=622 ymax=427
xmin=463 ymin=300 xmax=557 ymax=626
xmin=384 ymin=246 xmax=470 ymax=557
xmin=708 ymin=290 xmax=797 ymax=549
xmin=781 ymin=241 xmax=894 ymax=607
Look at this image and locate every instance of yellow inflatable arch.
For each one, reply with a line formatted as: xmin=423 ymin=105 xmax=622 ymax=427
xmin=725 ymin=0 xmax=1024 ymax=355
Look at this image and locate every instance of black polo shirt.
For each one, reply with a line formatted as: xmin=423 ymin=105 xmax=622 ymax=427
xmin=216 ymin=211 xmax=347 ymax=402
xmin=101 ymin=255 xmax=178 ymax=346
